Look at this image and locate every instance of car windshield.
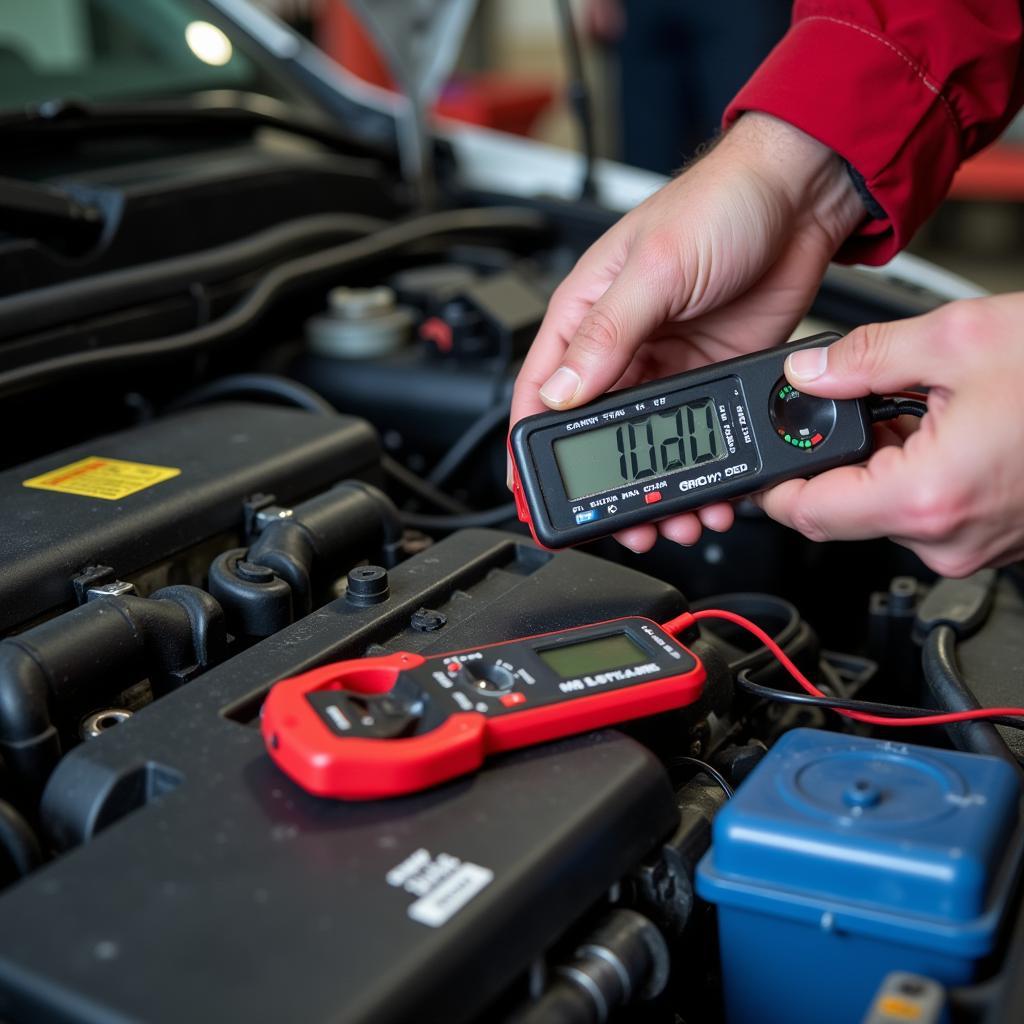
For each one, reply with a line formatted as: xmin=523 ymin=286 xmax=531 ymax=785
xmin=0 ymin=0 xmax=300 ymax=110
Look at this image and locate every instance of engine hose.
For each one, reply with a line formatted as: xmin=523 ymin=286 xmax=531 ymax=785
xmin=0 ymin=207 xmax=549 ymax=397
xmin=505 ymin=910 xmax=669 ymax=1024
xmin=922 ymin=625 xmax=1022 ymax=776
xmin=209 ymin=481 xmax=404 ymax=636
xmin=0 ymin=587 xmax=224 ymax=799
xmin=0 ymin=799 xmax=42 ymax=883
xmin=0 ymin=212 xmax=386 ymax=341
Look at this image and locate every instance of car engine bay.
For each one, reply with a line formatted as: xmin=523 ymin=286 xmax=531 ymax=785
xmin=2 ymin=17 xmax=1024 ymax=1020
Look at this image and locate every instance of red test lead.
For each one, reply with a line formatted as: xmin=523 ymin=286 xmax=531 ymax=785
xmin=666 ymin=608 xmax=1024 ymax=728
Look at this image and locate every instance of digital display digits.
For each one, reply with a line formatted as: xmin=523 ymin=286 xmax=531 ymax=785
xmin=552 ymin=397 xmax=726 ymax=501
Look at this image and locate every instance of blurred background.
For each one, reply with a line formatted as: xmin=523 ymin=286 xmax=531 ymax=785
xmin=254 ymin=0 xmax=1024 ymax=293
xmin=2 ymin=0 xmax=1020 ymax=289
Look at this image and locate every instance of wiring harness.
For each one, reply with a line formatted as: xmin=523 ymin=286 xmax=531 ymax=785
xmin=663 ymin=607 xmax=1024 ymax=730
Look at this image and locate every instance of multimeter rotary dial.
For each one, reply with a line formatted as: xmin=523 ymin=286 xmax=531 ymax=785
xmin=453 ymin=661 xmax=516 ymax=694
xmin=769 ymin=380 xmax=837 ymax=451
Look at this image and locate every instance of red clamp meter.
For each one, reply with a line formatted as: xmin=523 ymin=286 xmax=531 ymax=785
xmin=262 ymin=617 xmax=705 ymax=800
xmin=509 ymin=333 xmax=873 ymax=548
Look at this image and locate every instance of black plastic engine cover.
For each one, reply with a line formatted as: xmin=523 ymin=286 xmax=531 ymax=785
xmin=0 ymin=402 xmax=380 ymax=632
xmin=0 ymin=530 xmax=683 ymax=1024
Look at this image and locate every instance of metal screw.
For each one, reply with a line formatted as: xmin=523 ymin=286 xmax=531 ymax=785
xmin=81 ymin=708 xmax=133 ymax=740
xmin=254 ymin=506 xmax=294 ymax=532
xmin=86 ymin=581 xmax=135 ymax=601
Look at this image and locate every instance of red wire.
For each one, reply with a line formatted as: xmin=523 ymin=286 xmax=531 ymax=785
xmin=662 ymin=609 xmax=1024 ymax=728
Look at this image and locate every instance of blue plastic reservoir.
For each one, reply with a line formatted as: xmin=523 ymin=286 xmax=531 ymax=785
xmin=696 ymin=729 xmax=1021 ymax=1024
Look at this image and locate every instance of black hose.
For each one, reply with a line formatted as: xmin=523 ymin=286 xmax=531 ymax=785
xmin=0 ymin=207 xmax=548 ymax=397
xmin=400 ymin=503 xmax=518 ymax=531
xmin=0 ymin=213 xmax=386 ymax=341
xmin=381 ymin=456 xmax=469 ymax=516
xmin=427 ymin=403 xmax=509 ymax=487
xmin=0 ymin=587 xmax=224 ymax=797
xmin=0 ymin=799 xmax=41 ymax=881
xmin=922 ymin=625 xmax=1021 ymax=770
xmin=166 ymin=371 xmax=472 ymax=516
xmin=167 ymin=372 xmax=338 ymax=416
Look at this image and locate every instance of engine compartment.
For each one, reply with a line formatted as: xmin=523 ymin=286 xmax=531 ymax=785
xmin=2 ymin=128 xmax=1024 ymax=1024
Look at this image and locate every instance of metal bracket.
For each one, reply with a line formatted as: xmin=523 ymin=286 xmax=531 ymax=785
xmin=346 ymin=0 xmax=479 ymax=205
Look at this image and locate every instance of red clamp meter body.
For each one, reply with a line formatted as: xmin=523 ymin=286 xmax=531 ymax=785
xmin=262 ymin=617 xmax=705 ymax=800
xmin=509 ymin=333 xmax=873 ymax=548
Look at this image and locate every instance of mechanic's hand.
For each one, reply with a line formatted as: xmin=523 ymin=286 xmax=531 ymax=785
xmin=509 ymin=112 xmax=864 ymax=553
xmin=755 ymin=294 xmax=1024 ymax=577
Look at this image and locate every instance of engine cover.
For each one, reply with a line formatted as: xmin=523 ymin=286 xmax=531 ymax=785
xmin=0 ymin=402 xmax=380 ymax=632
xmin=0 ymin=530 xmax=684 ymax=1024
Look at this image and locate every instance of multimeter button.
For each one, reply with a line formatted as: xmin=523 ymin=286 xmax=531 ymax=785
xmin=770 ymin=379 xmax=837 ymax=450
xmin=500 ymin=692 xmax=527 ymax=707
xmin=644 ymin=492 xmax=662 ymax=505
xmin=458 ymin=662 xmax=516 ymax=694
xmin=574 ymin=509 xmax=599 ymax=524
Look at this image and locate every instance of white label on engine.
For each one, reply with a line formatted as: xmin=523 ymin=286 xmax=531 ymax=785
xmin=387 ymin=849 xmax=493 ymax=928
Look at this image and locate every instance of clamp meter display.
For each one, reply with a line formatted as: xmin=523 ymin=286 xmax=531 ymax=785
xmin=262 ymin=617 xmax=705 ymax=799
xmin=509 ymin=333 xmax=873 ymax=548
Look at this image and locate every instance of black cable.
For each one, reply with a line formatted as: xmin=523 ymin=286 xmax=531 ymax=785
xmin=0 ymin=799 xmax=42 ymax=881
xmin=381 ymin=455 xmax=469 ymax=516
xmin=399 ymin=502 xmax=518 ymax=531
xmin=818 ymin=657 xmax=850 ymax=699
xmin=554 ymin=0 xmax=597 ymax=201
xmin=0 ymin=213 xmax=385 ymax=341
xmin=668 ymin=755 xmax=734 ymax=798
xmin=0 ymin=207 xmax=548 ymax=397
xmin=167 ymin=373 xmax=337 ymax=416
xmin=870 ymin=396 xmax=928 ymax=422
xmin=737 ymin=669 xmax=1024 ymax=731
xmin=165 ymin=372 xmax=472 ymax=516
xmin=427 ymin=404 xmax=510 ymax=487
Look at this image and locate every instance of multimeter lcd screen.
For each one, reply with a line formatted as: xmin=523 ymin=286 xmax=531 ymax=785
xmin=552 ymin=398 xmax=727 ymax=500
xmin=537 ymin=633 xmax=649 ymax=679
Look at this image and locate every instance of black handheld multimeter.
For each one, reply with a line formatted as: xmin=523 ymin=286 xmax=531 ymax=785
xmin=510 ymin=332 xmax=873 ymax=548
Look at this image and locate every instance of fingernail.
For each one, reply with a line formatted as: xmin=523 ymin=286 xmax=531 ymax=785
xmin=506 ymin=460 xmax=513 ymax=490
xmin=786 ymin=347 xmax=828 ymax=383
xmin=539 ymin=366 xmax=582 ymax=406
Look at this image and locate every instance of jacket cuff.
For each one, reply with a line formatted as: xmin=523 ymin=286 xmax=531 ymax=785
xmin=723 ymin=15 xmax=961 ymax=265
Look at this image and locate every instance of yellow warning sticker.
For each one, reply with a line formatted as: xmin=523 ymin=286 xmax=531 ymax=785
xmin=22 ymin=456 xmax=181 ymax=501
xmin=876 ymin=996 xmax=923 ymax=1020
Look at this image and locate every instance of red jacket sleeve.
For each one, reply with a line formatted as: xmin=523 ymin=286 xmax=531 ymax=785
xmin=723 ymin=1 xmax=1024 ymax=264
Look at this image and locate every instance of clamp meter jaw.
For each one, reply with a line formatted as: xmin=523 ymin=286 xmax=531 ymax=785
xmin=262 ymin=617 xmax=705 ymax=800
xmin=510 ymin=333 xmax=873 ymax=549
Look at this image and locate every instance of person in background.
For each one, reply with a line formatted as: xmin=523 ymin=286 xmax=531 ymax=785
xmin=512 ymin=1 xmax=1024 ymax=578
xmin=585 ymin=0 xmax=791 ymax=173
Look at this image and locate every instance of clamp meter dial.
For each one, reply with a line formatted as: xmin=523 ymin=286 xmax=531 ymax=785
xmin=509 ymin=333 xmax=873 ymax=548
xmin=262 ymin=617 xmax=705 ymax=800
